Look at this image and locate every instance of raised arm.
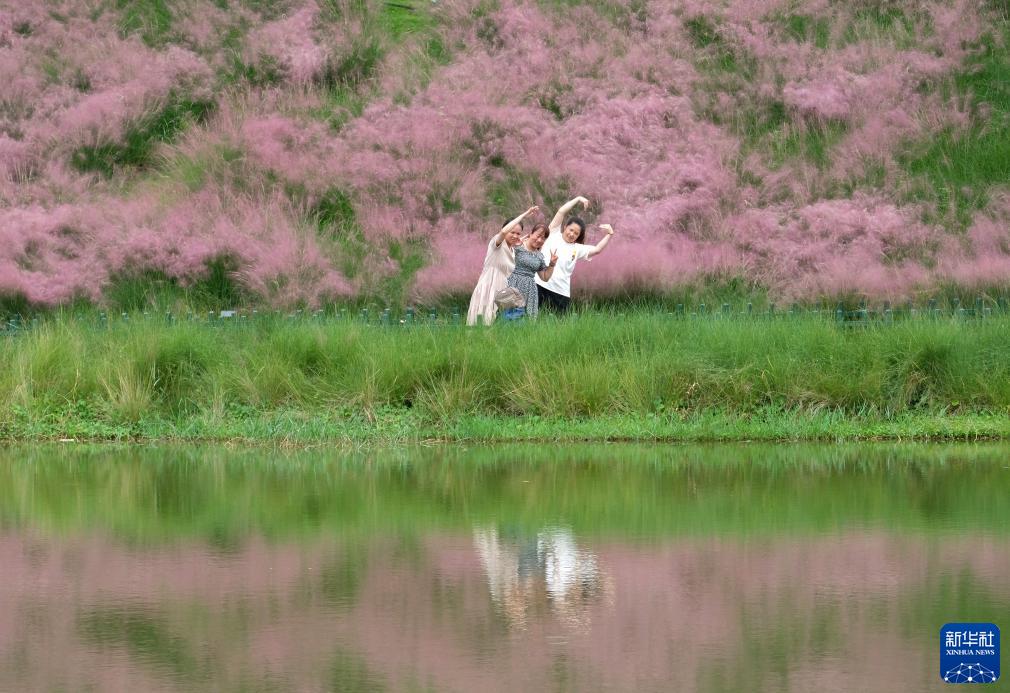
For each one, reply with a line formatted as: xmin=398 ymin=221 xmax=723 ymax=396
xmin=548 ymin=196 xmax=589 ymax=231
xmin=586 ymin=224 xmax=615 ymax=258
xmin=495 ymin=205 xmax=539 ymax=246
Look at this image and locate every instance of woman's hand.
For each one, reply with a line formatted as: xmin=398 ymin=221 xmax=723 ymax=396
xmin=524 ymin=205 xmax=539 ymax=217
xmin=587 ymin=224 xmax=614 ymax=258
xmin=551 ymin=196 xmax=590 ymax=230
xmin=539 ymin=250 xmax=559 ymax=281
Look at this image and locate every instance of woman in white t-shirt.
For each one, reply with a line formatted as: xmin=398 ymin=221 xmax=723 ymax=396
xmin=466 ymin=206 xmax=539 ymax=326
xmin=535 ymin=196 xmax=615 ymax=314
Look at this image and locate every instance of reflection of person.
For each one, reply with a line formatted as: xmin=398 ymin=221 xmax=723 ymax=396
xmin=473 ymin=526 xmax=613 ymax=631
xmin=466 ymin=206 xmax=538 ymax=326
xmin=535 ymin=196 xmax=616 ymax=315
xmin=506 ymin=224 xmax=558 ymax=319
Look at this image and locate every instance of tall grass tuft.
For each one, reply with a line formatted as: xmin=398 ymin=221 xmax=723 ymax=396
xmin=117 ymin=0 xmax=174 ymax=46
xmin=99 ymin=364 xmax=155 ymax=424
xmin=0 ymin=323 xmax=94 ymax=410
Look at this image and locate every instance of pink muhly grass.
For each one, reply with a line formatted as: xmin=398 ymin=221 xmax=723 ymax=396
xmin=725 ymin=197 xmax=947 ymax=299
xmin=783 ymin=80 xmax=851 ymax=122
xmin=566 ymin=237 xmax=746 ymax=295
xmin=528 ymin=94 xmax=737 ymax=238
xmin=0 ymin=136 xmax=33 ymax=183
xmin=412 ymin=228 xmax=492 ymax=298
xmin=174 ymin=2 xmax=248 ymax=53
xmin=0 ymin=0 xmax=1003 ymax=306
xmin=935 ymin=203 xmax=1010 ymax=289
xmin=45 ymin=45 xmax=213 ymax=168
xmin=152 ymin=191 xmax=353 ymax=304
xmin=245 ymin=4 xmax=329 ymax=85
xmin=930 ymin=0 xmax=986 ymax=62
xmin=0 ymin=187 xmax=355 ymax=307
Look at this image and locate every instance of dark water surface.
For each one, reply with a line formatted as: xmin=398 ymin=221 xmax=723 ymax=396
xmin=0 ymin=443 xmax=1008 ymax=692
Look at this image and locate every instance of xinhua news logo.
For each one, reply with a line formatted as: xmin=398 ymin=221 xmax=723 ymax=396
xmin=940 ymin=623 xmax=1000 ymax=684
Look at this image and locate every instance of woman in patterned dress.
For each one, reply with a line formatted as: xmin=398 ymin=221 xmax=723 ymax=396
xmin=506 ymin=224 xmax=558 ymax=319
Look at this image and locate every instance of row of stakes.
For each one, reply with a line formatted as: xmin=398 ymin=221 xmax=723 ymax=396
xmin=3 ymin=297 xmax=1010 ymax=333
xmin=1 ymin=307 xmax=463 ymax=332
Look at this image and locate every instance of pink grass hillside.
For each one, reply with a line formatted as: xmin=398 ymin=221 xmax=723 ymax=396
xmin=0 ymin=0 xmax=1006 ymax=307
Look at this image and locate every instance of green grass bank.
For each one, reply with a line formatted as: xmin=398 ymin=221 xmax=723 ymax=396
xmin=3 ymin=311 xmax=1010 ymax=443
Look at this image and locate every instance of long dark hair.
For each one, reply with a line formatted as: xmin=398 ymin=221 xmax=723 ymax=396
xmin=564 ymin=216 xmax=586 ymax=244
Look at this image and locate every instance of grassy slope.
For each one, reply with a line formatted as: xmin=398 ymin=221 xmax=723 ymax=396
xmin=7 ymin=2 xmax=1010 ymax=312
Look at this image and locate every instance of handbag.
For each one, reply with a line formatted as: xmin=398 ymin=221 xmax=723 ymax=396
xmin=494 ymin=286 xmax=526 ymax=310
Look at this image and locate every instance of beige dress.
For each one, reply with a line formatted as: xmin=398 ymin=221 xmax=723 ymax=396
xmin=467 ymin=235 xmax=515 ymax=326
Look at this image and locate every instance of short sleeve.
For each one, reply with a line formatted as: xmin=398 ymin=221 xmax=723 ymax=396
xmin=537 ymin=252 xmax=548 ymax=271
xmin=488 ymin=234 xmax=510 ymax=262
xmin=574 ymin=243 xmax=593 ymax=262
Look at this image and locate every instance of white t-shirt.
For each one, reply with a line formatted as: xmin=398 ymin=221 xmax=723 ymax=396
xmin=534 ymin=231 xmax=593 ymax=297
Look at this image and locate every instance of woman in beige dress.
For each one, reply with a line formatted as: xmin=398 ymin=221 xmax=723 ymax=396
xmin=466 ymin=206 xmax=539 ymax=326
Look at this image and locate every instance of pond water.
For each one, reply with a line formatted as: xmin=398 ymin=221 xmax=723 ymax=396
xmin=0 ymin=443 xmax=1007 ymax=692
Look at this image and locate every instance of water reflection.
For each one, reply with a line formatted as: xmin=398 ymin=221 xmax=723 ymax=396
xmin=0 ymin=443 xmax=1008 ymax=692
xmin=474 ymin=526 xmax=613 ymax=631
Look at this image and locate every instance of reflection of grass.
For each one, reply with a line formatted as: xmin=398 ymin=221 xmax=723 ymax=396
xmin=700 ymin=564 xmax=1010 ymax=693
xmin=2 ymin=443 xmax=1010 ymax=542
xmin=320 ymin=545 xmax=368 ymax=608
xmin=79 ymin=606 xmax=205 ymax=682
xmin=896 ymin=569 xmax=1010 ymax=641
xmin=707 ymin=596 xmax=845 ymax=692
xmin=329 ymin=647 xmax=387 ymax=692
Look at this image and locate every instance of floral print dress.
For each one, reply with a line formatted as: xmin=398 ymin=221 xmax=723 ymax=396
xmin=507 ymin=246 xmax=548 ymax=318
